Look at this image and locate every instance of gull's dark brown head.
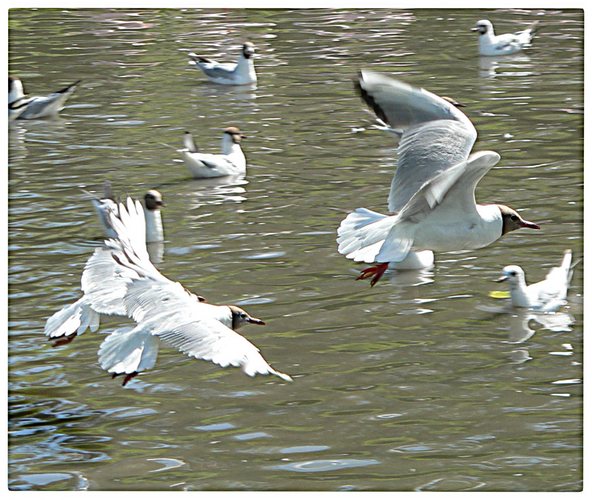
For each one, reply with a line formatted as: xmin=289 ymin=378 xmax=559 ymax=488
xmin=224 ymin=126 xmax=246 ymax=144
xmin=229 ymin=305 xmax=265 ymax=331
xmin=144 ymin=189 xmax=165 ymax=210
xmin=498 ymin=204 xmax=540 ymax=235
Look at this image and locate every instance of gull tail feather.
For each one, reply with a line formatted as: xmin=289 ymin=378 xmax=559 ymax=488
xmin=337 ymin=208 xmax=404 ymax=263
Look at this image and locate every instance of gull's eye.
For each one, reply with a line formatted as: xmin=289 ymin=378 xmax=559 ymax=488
xmin=510 ymin=215 xmax=519 ymax=222
xmin=510 ymin=271 xmax=517 ymax=277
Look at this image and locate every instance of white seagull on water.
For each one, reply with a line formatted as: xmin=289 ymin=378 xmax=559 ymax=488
xmin=44 ymin=197 xmax=291 ymax=385
xmin=9 ymin=76 xmax=80 ymax=120
xmin=188 ymin=42 xmax=257 ymax=85
xmin=337 ymin=70 xmax=540 ymax=286
xmin=497 ymin=249 xmax=576 ymax=312
xmin=472 ymin=19 xmax=538 ymax=56
xmin=179 ymin=127 xmax=247 ymax=178
xmin=82 ymin=181 xmax=165 ymax=243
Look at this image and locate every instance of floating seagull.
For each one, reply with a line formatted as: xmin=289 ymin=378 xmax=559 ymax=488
xmin=337 ymin=71 xmax=540 ymax=286
xmin=82 ymin=182 xmax=165 ymax=243
xmin=188 ymin=42 xmax=257 ymax=85
xmin=8 ymin=76 xmax=80 ymax=119
xmin=45 ymin=197 xmax=291 ymax=385
xmin=472 ymin=19 xmax=538 ymax=56
xmin=179 ymin=127 xmax=247 ymax=178
xmin=497 ymin=249 xmax=575 ymax=312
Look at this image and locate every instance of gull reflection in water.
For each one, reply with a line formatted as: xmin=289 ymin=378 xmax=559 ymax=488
xmin=184 ymin=174 xmax=249 ymax=209
xmin=384 ymin=265 xmax=435 ymax=287
xmin=478 ymin=53 xmax=533 ymax=79
xmin=478 ymin=302 xmax=575 ymax=364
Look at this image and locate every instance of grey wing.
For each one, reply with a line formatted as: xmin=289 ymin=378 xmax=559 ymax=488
xmin=191 ymin=152 xmax=234 ymax=170
xmin=19 ymin=81 xmax=79 ymax=118
xmin=356 ymin=70 xmax=472 ymax=135
xmin=198 ymin=63 xmax=237 ymax=79
xmin=145 ymin=310 xmax=292 ymax=381
xmin=18 ymin=95 xmax=60 ymax=118
xmin=354 ymin=70 xmax=477 ymax=213
xmin=389 ymin=120 xmax=477 ymax=213
xmin=81 ymin=198 xmax=179 ymax=316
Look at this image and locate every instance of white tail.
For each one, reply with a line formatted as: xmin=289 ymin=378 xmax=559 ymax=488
xmin=337 ymin=208 xmax=390 ymax=262
xmin=337 ymin=208 xmax=410 ymax=263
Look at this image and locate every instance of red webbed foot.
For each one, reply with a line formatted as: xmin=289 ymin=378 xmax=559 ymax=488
xmin=51 ymin=334 xmax=77 ymax=347
xmin=356 ymin=262 xmax=389 ymax=287
xmin=110 ymin=371 xmax=139 ymax=386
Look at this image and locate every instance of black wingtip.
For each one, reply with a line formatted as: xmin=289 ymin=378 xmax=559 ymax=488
xmin=57 ymin=80 xmax=81 ymax=94
xmin=354 ymin=70 xmax=390 ymax=126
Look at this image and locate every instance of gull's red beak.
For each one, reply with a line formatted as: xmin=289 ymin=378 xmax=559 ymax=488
xmin=520 ymin=220 xmax=541 ymax=230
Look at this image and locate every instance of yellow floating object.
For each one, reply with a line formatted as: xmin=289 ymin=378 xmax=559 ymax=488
xmin=489 ymin=290 xmax=511 ymax=299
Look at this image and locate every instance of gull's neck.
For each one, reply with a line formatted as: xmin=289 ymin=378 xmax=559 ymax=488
xmin=508 ymin=276 xmax=532 ymax=308
xmin=221 ymin=136 xmax=246 ymax=167
xmin=479 ymin=31 xmax=497 ymax=48
xmin=235 ymin=54 xmax=256 ymax=82
xmin=144 ymin=209 xmax=164 ymax=243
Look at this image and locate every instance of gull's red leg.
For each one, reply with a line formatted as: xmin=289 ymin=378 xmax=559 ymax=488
xmin=356 ymin=262 xmax=389 ymax=287
xmin=52 ymin=334 xmax=76 ymax=347
xmin=122 ymin=372 xmax=138 ymax=386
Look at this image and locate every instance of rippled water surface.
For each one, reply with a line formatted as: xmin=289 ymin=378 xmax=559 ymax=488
xmin=8 ymin=8 xmax=583 ymax=491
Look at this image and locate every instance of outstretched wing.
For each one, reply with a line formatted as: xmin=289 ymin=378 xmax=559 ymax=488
xmin=355 ymin=70 xmax=478 ymax=213
xmin=141 ymin=308 xmax=292 ymax=381
xmin=81 ymin=198 xmax=198 ymax=320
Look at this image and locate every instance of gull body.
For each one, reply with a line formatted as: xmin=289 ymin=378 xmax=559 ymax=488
xmin=473 ymin=19 xmax=537 ymax=56
xmin=497 ymin=249 xmax=575 ymax=312
xmin=9 ymin=76 xmax=80 ymax=120
xmin=82 ymin=182 xmax=165 ymax=243
xmin=188 ymin=42 xmax=256 ymax=85
xmin=179 ymin=127 xmax=246 ymax=178
xmin=337 ymin=71 xmax=540 ymax=285
xmin=45 ymin=197 xmax=291 ymax=385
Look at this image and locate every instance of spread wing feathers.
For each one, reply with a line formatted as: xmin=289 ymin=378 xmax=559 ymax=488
xmin=81 ymin=203 xmax=193 ymax=320
xmin=121 ymin=278 xmax=201 ymax=323
xmin=105 ymin=198 xmax=162 ymax=279
xmin=354 ymin=71 xmax=478 ymax=213
xmin=355 ymin=70 xmax=471 ymax=134
xmin=148 ymin=312 xmax=292 ymax=381
xmin=396 ymin=150 xmax=501 ymax=223
xmin=44 ymin=297 xmax=100 ymax=339
xmin=98 ymin=326 xmax=160 ymax=375
xmin=389 ymin=120 xmax=476 ymax=212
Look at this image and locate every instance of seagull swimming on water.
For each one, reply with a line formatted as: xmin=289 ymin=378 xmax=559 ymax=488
xmin=336 ymin=70 xmax=540 ymax=286
xmin=44 ymin=196 xmax=292 ymax=385
xmin=8 ymin=76 xmax=80 ymax=120
xmin=188 ymin=42 xmax=257 ymax=85
xmin=472 ymin=19 xmax=538 ymax=56
xmin=497 ymin=249 xmax=576 ymax=312
xmin=179 ymin=127 xmax=247 ymax=178
xmin=82 ymin=181 xmax=165 ymax=243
